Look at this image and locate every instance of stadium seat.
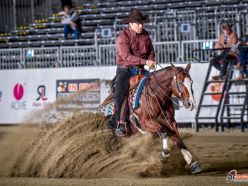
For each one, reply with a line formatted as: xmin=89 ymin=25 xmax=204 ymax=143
xmin=2 ymin=0 xmax=248 ymax=70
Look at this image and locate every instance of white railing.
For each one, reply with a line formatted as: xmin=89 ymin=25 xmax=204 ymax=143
xmin=99 ymin=44 xmax=116 ymax=66
xmin=98 ymin=41 xmax=182 ymax=66
xmin=181 ymin=39 xmax=217 ymax=62
xmin=60 ymin=46 xmax=98 ymax=67
xmin=0 ymin=39 xmax=219 ymax=69
xmin=0 ymin=48 xmax=22 ymax=69
xmin=155 ymin=41 xmax=181 ymax=63
xmin=23 ymin=47 xmax=59 ymax=68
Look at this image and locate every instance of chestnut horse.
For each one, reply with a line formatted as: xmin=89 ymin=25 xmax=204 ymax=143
xmin=99 ymin=63 xmax=201 ymax=174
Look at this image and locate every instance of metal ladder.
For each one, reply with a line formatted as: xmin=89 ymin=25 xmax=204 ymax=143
xmin=220 ymin=78 xmax=248 ymax=132
xmin=195 ymin=63 xmax=233 ymax=132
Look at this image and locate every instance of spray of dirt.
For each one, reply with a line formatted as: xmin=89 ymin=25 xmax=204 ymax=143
xmin=3 ymin=111 xmax=191 ymax=178
xmin=0 ymin=83 xmax=192 ymax=178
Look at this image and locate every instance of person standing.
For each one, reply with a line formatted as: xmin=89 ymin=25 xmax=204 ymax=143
xmin=114 ymin=9 xmax=156 ymax=136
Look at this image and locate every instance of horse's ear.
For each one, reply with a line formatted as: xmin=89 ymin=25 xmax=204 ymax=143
xmin=185 ymin=63 xmax=191 ymax=72
xmin=170 ymin=63 xmax=176 ymax=69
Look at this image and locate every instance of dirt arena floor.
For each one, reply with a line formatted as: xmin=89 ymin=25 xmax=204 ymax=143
xmin=0 ymin=112 xmax=248 ymax=186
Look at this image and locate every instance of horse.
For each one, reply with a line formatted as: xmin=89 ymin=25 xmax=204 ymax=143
xmin=99 ymin=63 xmax=201 ymax=174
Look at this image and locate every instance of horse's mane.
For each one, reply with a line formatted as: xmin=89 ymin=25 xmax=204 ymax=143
xmin=150 ymin=65 xmax=185 ymax=76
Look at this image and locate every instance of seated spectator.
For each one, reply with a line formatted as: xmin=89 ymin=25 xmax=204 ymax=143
xmin=235 ymin=33 xmax=248 ymax=80
xmin=61 ymin=5 xmax=82 ymax=39
xmin=210 ymin=22 xmax=238 ymax=80
xmin=60 ymin=0 xmax=73 ymax=10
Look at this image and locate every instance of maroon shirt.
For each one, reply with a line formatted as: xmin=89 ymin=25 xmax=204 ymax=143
xmin=116 ymin=28 xmax=155 ymax=67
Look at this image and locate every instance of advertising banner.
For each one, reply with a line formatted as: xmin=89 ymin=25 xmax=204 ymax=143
xmin=0 ymin=64 xmax=210 ymax=124
xmin=56 ymin=79 xmax=100 ymax=110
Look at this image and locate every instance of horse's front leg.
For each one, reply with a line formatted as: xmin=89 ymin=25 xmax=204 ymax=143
xmin=162 ymin=101 xmax=202 ymax=174
xmin=169 ymin=132 xmax=201 ymax=174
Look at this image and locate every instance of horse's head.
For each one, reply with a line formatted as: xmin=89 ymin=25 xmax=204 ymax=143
xmin=171 ymin=63 xmax=196 ymax=111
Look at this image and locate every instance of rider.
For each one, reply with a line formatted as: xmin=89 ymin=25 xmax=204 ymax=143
xmin=114 ymin=9 xmax=156 ymax=136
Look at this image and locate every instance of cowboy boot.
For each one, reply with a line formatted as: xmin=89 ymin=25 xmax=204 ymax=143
xmin=115 ymin=121 xmax=127 ymax=137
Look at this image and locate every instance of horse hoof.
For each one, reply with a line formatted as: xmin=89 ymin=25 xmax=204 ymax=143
xmin=190 ymin=161 xmax=202 ymax=174
xmin=162 ymin=149 xmax=171 ymax=157
xmin=159 ymin=149 xmax=170 ymax=163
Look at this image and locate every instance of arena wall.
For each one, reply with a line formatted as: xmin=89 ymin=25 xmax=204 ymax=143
xmin=0 ymin=63 xmax=211 ymax=124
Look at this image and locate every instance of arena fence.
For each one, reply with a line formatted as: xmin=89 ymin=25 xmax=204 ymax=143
xmin=0 ymin=48 xmax=22 ymax=69
xmin=182 ymin=39 xmax=217 ymax=63
xmin=23 ymin=47 xmax=59 ymax=68
xmin=60 ymin=46 xmax=98 ymax=67
xmin=0 ymin=39 xmax=217 ymax=69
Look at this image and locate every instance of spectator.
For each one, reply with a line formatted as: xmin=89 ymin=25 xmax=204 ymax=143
xmin=61 ymin=5 xmax=82 ymax=39
xmin=210 ymin=22 xmax=238 ymax=80
xmin=235 ymin=33 xmax=248 ymax=80
xmin=60 ymin=0 xmax=73 ymax=10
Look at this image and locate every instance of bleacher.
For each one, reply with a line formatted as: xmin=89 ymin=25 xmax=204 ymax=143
xmin=0 ymin=0 xmax=247 ymax=48
xmin=1 ymin=0 xmax=248 ymax=69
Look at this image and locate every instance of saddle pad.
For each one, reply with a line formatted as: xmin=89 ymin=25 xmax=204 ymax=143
xmin=98 ymin=102 xmax=115 ymax=116
xmin=133 ymin=76 xmax=147 ymax=109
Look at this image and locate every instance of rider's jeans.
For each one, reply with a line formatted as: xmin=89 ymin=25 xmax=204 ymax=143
xmin=238 ymin=49 xmax=248 ymax=75
xmin=63 ymin=24 xmax=80 ymax=39
xmin=210 ymin=52 xmax=237 ymax=76
xmin=114 ymin=67 xmax=131 ymax=124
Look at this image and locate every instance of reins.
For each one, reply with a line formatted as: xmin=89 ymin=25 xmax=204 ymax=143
xmin=148 ymin=66 xmax=184 ymax=109
xmin=143 ymin=65 xmax=188 ymax=136
xmin=145 ymin=80 xmax=174 ymax=133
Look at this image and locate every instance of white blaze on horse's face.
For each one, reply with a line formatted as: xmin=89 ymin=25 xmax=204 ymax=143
xmin=183 ymin=77 xmax=196 ymax=111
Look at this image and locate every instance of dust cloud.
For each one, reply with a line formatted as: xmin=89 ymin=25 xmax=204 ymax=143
xmin=7 ymin=112 xmax=188 ymax=178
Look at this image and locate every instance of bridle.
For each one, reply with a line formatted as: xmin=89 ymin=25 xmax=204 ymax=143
xmin=172 ymin=68 xmax=192 ymax=101
xmin=150 ymin=67 xmax=191 ymax=106
xmin=144 ymin=67 xmax=192 ymax=134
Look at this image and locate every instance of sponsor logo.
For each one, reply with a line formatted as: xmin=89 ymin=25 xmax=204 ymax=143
xmin=36 ymin=85 xmax=48 ymax=101
xmin=56 ymin=79 xmax=100 ymax=111
xmin=226 ymin=170 xmax=248 ymax=183
xmin=68 ymin=83 xmax=78 ymax=92
xmin=210 ymin=82 xmax=224 ymax=102
xmin=13 ymin=83 xmax=24 ymax=101
xmin=57 ymin=81 xmax=67 ymax=93
xmin=33 ymin=85 xmax=50 ymax=107
xmin=11 ymin=83 xmax=27 ymax=110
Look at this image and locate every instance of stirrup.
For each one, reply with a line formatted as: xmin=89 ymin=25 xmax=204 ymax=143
xmin=115 ymin=121 xmax=127 ymax=137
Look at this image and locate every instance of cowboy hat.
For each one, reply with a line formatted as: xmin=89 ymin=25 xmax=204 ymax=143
xmin=122 ymin=9 xmax=149 ymax=24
